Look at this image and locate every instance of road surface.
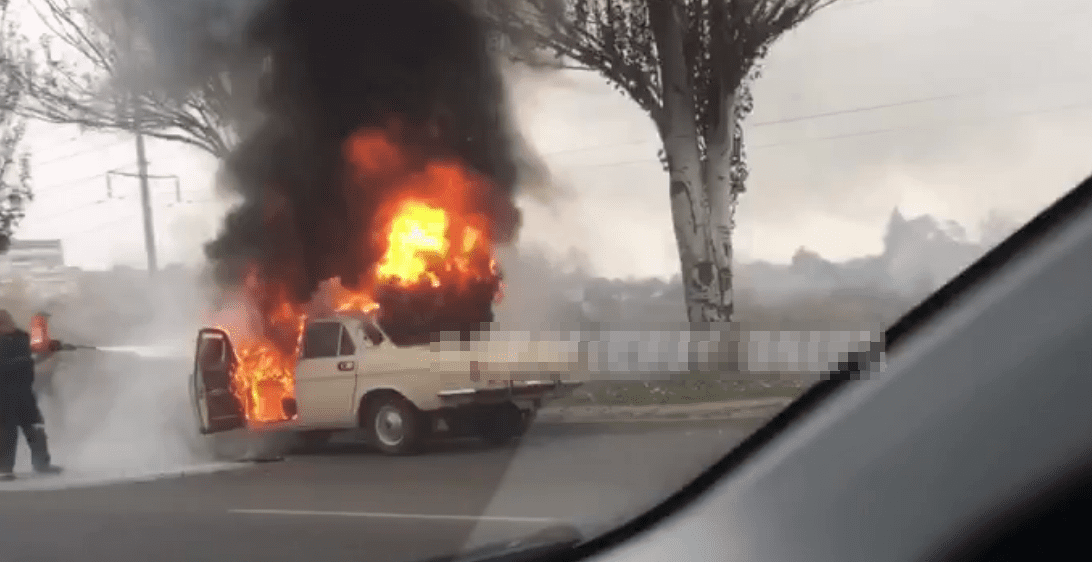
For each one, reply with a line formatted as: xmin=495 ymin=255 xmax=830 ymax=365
xmin=0 ymin=420 xmax=755 ymax=562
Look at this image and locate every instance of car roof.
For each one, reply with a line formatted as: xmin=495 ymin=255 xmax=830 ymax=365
xmin=308 ymin=311 xmax=378 ymax=325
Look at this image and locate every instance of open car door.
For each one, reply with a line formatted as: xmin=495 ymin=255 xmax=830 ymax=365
xmin=192 ymin=328 xmax=246 ymax=434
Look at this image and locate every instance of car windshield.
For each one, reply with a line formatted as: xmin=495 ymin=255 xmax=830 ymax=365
xmin=1 ymin=0 xmax=1086 ymax=561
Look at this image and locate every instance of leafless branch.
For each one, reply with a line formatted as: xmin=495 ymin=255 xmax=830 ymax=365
xmin=481 ymin=0 xmax=839 ymax=149
xmin=4 ymin=0 xmax=238 ymax=159
xmin=0 ymin=0 xmax=34 ymax=252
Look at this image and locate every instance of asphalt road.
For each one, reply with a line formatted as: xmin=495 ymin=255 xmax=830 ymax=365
xmin=0 ymin=420 xmax=755 ymax=562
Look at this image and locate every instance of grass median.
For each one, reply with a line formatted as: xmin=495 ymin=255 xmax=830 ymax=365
xmin=548 ymin=375 xmax=812 ymax=407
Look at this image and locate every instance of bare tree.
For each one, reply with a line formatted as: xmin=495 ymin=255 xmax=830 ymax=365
xmin=482 ymin=0 xmax=836 ymax=322
xmin=0 ymin=0 xmax=32 ymax=253
xmin=4 ymin=0 xmax=254 ymax=158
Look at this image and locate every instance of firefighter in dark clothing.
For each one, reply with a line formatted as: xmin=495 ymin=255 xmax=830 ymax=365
xmin=0 ymin=310 xmax=63 ymax=480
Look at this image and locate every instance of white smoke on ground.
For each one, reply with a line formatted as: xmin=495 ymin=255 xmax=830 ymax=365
xmin=18 ymin=347 xmax=291 ymax=476
xmin=0 ymin=265 xmax=295 ymax=477
xmin=22 ymin=351 xmax=214 ymax=474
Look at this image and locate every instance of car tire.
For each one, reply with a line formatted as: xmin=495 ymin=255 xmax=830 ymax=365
xmin=368 ymin=395 xmax=423 ymax=456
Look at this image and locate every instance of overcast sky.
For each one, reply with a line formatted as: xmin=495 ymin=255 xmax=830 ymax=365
xmin=14 ymin=0 xmax=1092 ymax=278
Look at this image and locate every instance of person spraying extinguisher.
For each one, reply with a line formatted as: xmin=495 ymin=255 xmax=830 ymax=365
xmin=0 ymin=310 xmax=65 ymax=480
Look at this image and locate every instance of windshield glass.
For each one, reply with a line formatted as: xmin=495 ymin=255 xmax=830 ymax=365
xmin=1 ymin=0 xmax=1086 ymax=560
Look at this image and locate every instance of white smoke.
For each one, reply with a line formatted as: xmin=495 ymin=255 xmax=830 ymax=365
xmin=26 ymin=351 xmax=215 ymax=475
xmin=0 ymin=264 xmax=294 ymax=480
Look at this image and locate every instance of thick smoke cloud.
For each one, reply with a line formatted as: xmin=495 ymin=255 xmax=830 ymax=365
xmin=201 ymin=0 xmax=529 ymax=350
xmin=207 ymin=0 xmax=523 ymax=287
xmin=100 ymin=0 xmax=541 ymax=347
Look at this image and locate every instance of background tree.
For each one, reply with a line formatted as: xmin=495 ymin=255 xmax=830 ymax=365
xmin=482 ymin=0 xmax=836 ymax=322
xmin=0 ymin=0 xmax=32 ymax=254
xmin=3 ymin=0 xmax=263 ymax=158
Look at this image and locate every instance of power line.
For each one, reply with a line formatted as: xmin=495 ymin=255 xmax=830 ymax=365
xmin=30 ymin=200 xmax=112 ymax=224
xmin=29 ymin=131 xmax=84 ymax=149
xmin=826 ymin=0 xmax=888 ymax=10
xmin=32 ymin=172 xmax=108 ymax=193
xmin=560 ymin=98 xmax=1092 ymax=170
xmin=34 ymin=139 xmax=130 ymax=167
xmin=753 ymin=71 xmax=1092 ymax=128
xmin=748 ymin=98 xmax=1092 ymax=151
xmin=539 ymin=71 xmax=1092 ymax=159
xmin=750 ymin=93 xmax=967 ymax=127
xmin=809 ymin=0 xmax=892 ymax=17
xmin=31 ymin=164 xmax=176 ymax=196
xmin=57 ymin=212 xmax=140 ymax=238
xmin=28 ymin=185 xmax=208 ymax=226
xmin=543 ymin=139 xmax=655 ymax=157
xmin=789 ymin=0 xmax=1089 ymax=59
xmin=544 ymin=94 xmax=962 ymax=156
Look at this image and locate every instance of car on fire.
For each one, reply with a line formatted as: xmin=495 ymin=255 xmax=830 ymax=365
xmin=190 ymin=310 xmax=584 ymax=455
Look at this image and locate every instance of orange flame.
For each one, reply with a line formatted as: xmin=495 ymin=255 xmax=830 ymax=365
xmin=328 ymin=280 xmax=381 ymax=313
xmin=377 ymin=200 xmax=450 ymax=287
xmin=232 ymin=341 xmax=299 ymax=424
xmin=215 ymin=279 xmax=307 ymax=424
xmin=211 ymin=126 xmax=501 ymax=425
xmin=375 ymin=198 xmax=493 ymax=290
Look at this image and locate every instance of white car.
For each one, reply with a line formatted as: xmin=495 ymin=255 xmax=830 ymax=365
xmin=190 ymin=311 xmax=583 ymax=454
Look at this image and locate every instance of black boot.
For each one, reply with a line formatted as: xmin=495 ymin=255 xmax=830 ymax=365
xmin=24 ymin=423 xmax=61 ymax=474
xmin=0 ymin=423 xmax=16 ymax=481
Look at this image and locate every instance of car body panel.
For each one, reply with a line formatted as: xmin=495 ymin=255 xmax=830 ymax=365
xmin=192 ymin=313 xmax=582 ymax=434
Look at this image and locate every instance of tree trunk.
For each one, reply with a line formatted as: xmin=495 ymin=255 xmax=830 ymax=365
xmin=700 ymin=0 xmax=739 ymax=325
xmin=649 ymin=0 xmax=733 ymax=324
xmin=702 ymin=89 xmax=739 ymax=325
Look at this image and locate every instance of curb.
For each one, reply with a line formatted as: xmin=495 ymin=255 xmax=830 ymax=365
xmin=535 ymin=396 xmax=794 ymax=424
xmin=534 ymin=404 xmax=789 ymax=425
xmin=535 ymin=416 xmax=748 ymax=425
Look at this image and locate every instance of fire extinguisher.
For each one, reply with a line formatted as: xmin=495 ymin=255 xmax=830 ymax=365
xmin=30 ymin=312 xmax=96 ymax=353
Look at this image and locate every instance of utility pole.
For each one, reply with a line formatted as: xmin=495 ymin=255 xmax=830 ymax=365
xmin=132 ymin=98 xmax=158 ymax=275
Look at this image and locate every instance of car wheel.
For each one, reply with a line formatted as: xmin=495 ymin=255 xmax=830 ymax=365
xmin=368 ymin=395 xmax=422 ymax=455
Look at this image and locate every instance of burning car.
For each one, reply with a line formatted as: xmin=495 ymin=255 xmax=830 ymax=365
xmin=184 ymin=0 xmax=576 ymax=455
xmin=188 ymin=128 xmax=586 ymax=455
xmin=191 ymin=309 xmax=581 ymax=455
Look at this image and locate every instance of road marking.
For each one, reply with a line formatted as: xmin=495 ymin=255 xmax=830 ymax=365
xmin=229 ymin=508 xmax=560 ymax=523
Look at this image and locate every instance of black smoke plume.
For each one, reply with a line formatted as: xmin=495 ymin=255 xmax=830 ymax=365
xmin=200 ymin=0 xmax=526 ymax=348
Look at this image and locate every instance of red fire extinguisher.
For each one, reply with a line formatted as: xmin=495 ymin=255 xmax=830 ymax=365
xmin=29 ymin=313 xmax=90 ymax=352
xmin=30 ymin=312 xmax=51 ymax=354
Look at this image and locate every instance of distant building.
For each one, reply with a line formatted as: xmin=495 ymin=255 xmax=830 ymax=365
xmin=0 ymin=239 xmax=78 ymax=301
xmin=4 ymin=240 xmax=65 ymax=269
